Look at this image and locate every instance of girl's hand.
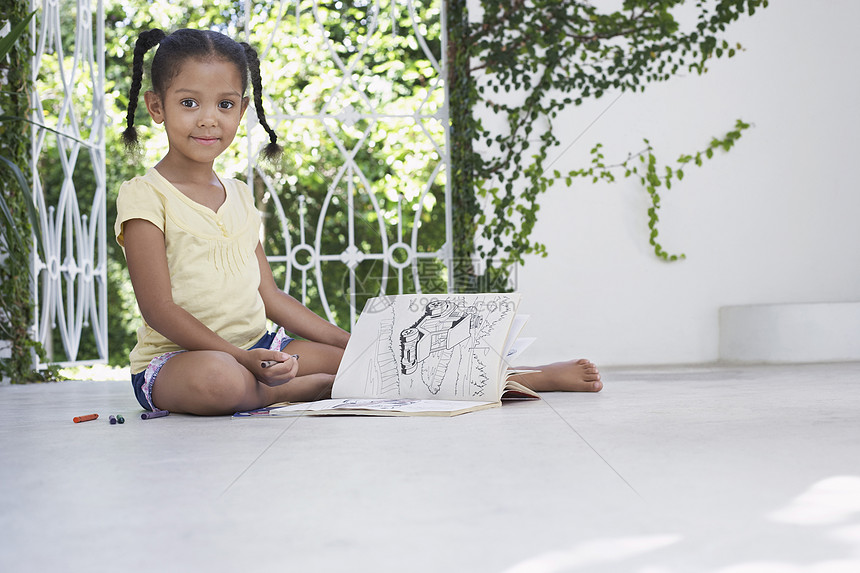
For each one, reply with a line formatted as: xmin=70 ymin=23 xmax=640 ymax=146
xmin=246 ymin=349 xmax=299 ymax=386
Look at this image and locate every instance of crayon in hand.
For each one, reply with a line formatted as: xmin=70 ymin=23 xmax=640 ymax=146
xmin=261 ymin=354 xmax=299 ymax=369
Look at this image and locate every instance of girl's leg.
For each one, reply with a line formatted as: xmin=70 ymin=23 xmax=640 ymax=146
xmin=151 ymin=341 xmax=344 ymax=415
xmin=284 ymin=339 xmax=343 ymax=376
xmin=509 ymin=359 xmax=603 ymax=392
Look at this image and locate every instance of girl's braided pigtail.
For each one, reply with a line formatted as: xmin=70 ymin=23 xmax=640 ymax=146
xmin=241 ymin=42 xmax=282 ymax=161
xmin=122 ymin=29 xmax=167 ymax=151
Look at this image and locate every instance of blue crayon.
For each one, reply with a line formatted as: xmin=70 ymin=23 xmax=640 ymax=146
xmin=141 ymin=409 xmax=169 ymax=420
xmin=109 ymin=415 xmax=117 ymax=425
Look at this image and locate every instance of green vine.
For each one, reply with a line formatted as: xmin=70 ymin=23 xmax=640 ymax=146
xmin=447 ymin=0 xmax=768 ymax=289
xmin=0 ymin=6 xmax=59 ymax=383
xmin=568 ymin=119 xmax=752 ymax=261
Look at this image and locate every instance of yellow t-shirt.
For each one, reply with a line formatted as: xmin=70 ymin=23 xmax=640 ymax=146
xmin=115 ymin=168 xmax=267 ymax=373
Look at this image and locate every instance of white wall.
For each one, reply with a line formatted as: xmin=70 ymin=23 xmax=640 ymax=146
xmin=502 ymin=0 xmax=860 ymax=366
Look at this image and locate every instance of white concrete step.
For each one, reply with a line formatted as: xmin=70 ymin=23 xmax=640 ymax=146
xmin=719 ymin=301 xmax=860 ymax=363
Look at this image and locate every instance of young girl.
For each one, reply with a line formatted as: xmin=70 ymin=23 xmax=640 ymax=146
xmin=116 ymin=28 xmax=601 ymax=416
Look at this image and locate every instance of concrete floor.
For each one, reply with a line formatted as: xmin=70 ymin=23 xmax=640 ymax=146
xmin=1 ymin=362 xmax=859 ymax=573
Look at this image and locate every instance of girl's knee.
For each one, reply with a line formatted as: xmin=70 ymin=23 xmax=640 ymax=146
xmin=158 ymin=351 xmax=253 ymax=414
xmin=196 ymin=354 xmax=254 ymax=410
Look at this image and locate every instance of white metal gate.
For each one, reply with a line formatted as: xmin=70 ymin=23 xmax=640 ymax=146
xmin=243 ymin=0 xmax=452 ymax=328
xmin=29 ymin=0 xmax=107 ymax=367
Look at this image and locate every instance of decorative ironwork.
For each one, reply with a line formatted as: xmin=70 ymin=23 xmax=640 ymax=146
xmin=29 ymin=0 xmax=107 ymax=366
xmin=244 ymin=0 xmax=452 ymax=328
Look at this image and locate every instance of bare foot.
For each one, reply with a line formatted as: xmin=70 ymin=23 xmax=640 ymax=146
xmin=512 ymin=359 xmax=602 ymax=392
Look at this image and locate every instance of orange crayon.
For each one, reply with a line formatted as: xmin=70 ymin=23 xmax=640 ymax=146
xmin=73 ymin=413 xmax=99 ymax=423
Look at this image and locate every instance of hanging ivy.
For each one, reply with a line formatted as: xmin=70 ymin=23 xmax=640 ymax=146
xmin=447 ymin=0 xmax=768 ymax=289
xmin=568 ymin=119 xmax=752 ymax=261
xmin=0 ymin=5 xmax=58 ymax=383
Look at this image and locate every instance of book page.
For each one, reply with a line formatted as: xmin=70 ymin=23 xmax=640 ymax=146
xmin=333 ymin=293 xmax=522 ymax=401
xmin=504 ymin=336 xmax=536 ymax=364
xmin=504 ymin=314 xmax=530 ymax=357
xmin=234 ymin=399 xmax=501 ymax=418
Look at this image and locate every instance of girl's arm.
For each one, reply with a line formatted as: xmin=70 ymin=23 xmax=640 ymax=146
xmin=255 ymin=242 xmax=350 ymax=349
xmin=123 ymin=219 xmax=296 ymax=380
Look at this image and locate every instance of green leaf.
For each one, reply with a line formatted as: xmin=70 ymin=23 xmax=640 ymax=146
xmin=0 ymin=11 xmax=36 ymax=59
xmin=0 ymin=181 xmax=24 ymax=249
xmin=0 ymin=154 xmax=44 ymax=258
xmin=0 ymin=115 xmax=89 ymax=146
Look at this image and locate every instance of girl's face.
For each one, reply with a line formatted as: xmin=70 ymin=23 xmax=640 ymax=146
xmin=144 ymin=57 xmax=249 ymax=167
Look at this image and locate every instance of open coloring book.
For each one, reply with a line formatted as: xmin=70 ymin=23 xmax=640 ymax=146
xmin=235 ymin=293 xmax=540 ymax=417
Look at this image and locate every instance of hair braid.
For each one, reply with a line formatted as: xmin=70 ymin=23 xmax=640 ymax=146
xmin=241 ymin=42 xmax=282 ymax=161
xmin=122 ymin=29 xmax=167 ymax=150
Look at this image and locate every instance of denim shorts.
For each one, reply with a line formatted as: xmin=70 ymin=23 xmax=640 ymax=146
xmin=130 ymin=328 xmax=294 ymax=411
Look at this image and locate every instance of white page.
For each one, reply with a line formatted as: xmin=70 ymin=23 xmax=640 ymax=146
xmin=235 ymin=399 xmax=500 ymax=417
xmin=504 ymin=315 xmax=530 ymax=357
xmin=497 ymin=314 xmax=530 ymax=387
xmin=334 ymin=293 xmax=522 ymax=401
xmin=504 ymin=336 xmax=537 ymax=364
